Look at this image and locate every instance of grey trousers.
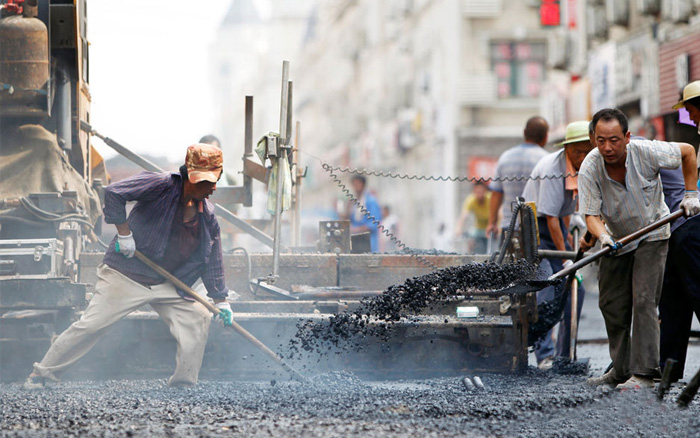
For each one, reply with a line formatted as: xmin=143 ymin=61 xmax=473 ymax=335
xmin=598 ymin=239 xmax=668 ymax=379
xmin=33 ymin=264 xmax=212 ymax=386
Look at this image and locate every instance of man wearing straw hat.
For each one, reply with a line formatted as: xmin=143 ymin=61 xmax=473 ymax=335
xmin=522 ymin=121 xmax=594 ymax=370
xmin=659 ymin=80 xmax=700 ymax=382
xmin=24 ymin=144 xmax=234 ymax=389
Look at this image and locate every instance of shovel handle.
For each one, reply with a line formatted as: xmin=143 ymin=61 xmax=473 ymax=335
xmin=134 ymin=250 xmax=220 ymax=314
xmin=133 ymin=250 xmax=308 ymax=382
xmin=551 ymin=210 xmax=684 ymax=281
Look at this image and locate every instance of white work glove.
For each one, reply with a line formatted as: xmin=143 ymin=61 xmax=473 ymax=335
xmin=215 ymin=302 xmax=233 ymax=326
xmin=563 ymin=259 xmax=574 ymax=270
xmin=599 ymin=233 xmax=622 ymax=255
xmin=115 ymin=232 xmax=136 ymax=258
xmin=680 ymin=190 xmax=700 ymax=217
xmin=569 ymin=213 xmax=586 ymax=234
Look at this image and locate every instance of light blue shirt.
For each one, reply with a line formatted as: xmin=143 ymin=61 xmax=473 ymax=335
xmin=490 ymin=143 xmax=549 ymax=228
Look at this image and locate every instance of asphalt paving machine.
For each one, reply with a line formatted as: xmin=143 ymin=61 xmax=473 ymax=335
xmin=0 ymin=1 xmax=544 ymax=381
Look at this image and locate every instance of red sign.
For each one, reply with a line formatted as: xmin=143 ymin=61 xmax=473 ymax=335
xmin=540 ymin=0 xmax=561 ymax=26
xmin=468 ymin=157 xmax=499 ymax=183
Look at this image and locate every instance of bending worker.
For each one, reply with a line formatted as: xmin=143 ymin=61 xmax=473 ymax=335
xmin=579 ymin=108 xmax=700 ymax=390
xmin=659 ymin=79 xmax=700 ymax=382
xmin=522 ymin=121 xmax=593 ymax=369
xmin=24 ymin=144 xmax=234 ymax=389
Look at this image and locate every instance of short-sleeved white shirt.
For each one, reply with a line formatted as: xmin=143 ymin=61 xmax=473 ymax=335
xmin=577 ymin=138 xmax=681 ymax=254
xmin=522 ymin=149 xmax=576 ymax=218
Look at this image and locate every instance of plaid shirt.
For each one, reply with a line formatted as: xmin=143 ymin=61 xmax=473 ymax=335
xmin=102 ymin=171 xmax=228 ymax=300
xmin=578 ymin=139 xmax=681 ymax=255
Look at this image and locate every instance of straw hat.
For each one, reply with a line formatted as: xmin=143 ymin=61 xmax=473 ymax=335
xmin=672 ymin=80 xmax=700 ymax=110
xmin=555 ymin=121 xmax=590 ymax=148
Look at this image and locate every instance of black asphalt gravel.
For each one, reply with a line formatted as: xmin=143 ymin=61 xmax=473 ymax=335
xmin=288 ymin=260 xmax=538 ymax=358
xmin=2 ymin=370 xmax=700 ymax=437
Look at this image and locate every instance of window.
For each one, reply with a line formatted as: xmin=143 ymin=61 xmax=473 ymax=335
xmin=491 ymin=41 xmax=546 ymax=99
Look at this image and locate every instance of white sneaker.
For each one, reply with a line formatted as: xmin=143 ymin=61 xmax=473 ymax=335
xmin=615 ymin=375 xmax=655 ymax=390
xmin=22 ymin=375 xmax=45 ymax=390
xmin=538 ymin=357 xmax=554 ymax=371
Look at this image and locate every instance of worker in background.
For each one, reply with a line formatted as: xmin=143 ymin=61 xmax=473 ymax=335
xmin=199 ymin=134 xmax=237 ymax=249
xmin=522 ymin=121 xmax=593 ymax=370
xmin=199 ymin=134 xmax=236 ymax=187
xmin=579 ymin=108 xmax=699 ymax=390
xmin=23 ymin=144 xmax=234 ymax=389
xmin=486 ymin=117 xmax=549 ymax=240
xmin=346 ymin=175 xmax=382 ymax=253
xmin=455 ymin=181 xmax=491 ymax=254
xmin=659 ymin=80 xmax=700 ymax=383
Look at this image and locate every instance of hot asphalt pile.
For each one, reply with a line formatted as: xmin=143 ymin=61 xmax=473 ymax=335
xmin=2 ymin=371 xmax=699 ymax=437
xmin=287 ymin=260 xmax=538 ymax=358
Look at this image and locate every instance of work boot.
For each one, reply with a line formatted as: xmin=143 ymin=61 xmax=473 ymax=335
xmin=615 ymin=375 xmax=655 ymax=391
xmin=22 ymin=374 xmax=45 ymax=391
xmin=586 ymin=370 xmax=630 ymax=388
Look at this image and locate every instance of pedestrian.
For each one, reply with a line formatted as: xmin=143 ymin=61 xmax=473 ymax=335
xmin=380 ymin=205 xmax=400 ymax=252
xmin=522 ymin=121 xmax=593 ymax=369
xmin=579 ymin=108 xmax=699 ymax=390
xmin=659 ymin=80 xmax=700 ymax=382
xmin=486 ymin=116 xmax=549 ymax=240
xmin=23 ymin=144 xmax=234 ymax=389
xmin=346 ymin=175 xmax=382 ymax=253
xmin=455 ymin=181 xmax=491 ymax=254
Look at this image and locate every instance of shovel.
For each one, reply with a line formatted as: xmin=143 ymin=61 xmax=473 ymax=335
xmin=133 ymin=250 xmax=308 ymax=382
xmin=496 ymin=209 xmax=684 ymax=295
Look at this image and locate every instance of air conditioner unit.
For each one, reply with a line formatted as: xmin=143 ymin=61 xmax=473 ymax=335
xmin=606 ymin=0 xmax=629 ymax=25
xmin=661 ymin=0 xmax=692 ymax=22
xmin=586 ymin=5 xmax=608 ymax=39
xmin=637 ymin=0 xmax=661 ymax=15
xmin=462 ymin=0 xmax=502 ymax=17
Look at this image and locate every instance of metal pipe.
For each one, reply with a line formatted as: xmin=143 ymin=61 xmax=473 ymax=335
xmin=55 ymin=68 xmax=72 ymax=153
xmin=537 ymin=249 xmax=577 ymax=260
xmin=272 ymin=61 xmax=290 ymax=280
xmin=285 ymin=81 xmax=293 ymax=146
xmin=80 ymin=121 xmax=162 ymax=172
xmin=292 ymin=121 xmax=302 ymax=247
xmin=243 ymin=96 xmax=254 ymax=207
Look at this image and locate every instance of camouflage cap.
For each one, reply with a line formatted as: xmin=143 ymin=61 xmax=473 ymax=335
xmin=185 ymin=144 xmax=223 ymax=184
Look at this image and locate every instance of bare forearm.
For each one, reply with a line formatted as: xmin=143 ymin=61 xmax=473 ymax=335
xmin=679 ymin=143 xmax=699 ymax=191
xmin=584 ymin=215 xmax=607 ymax=239
xmin=488 ymin=192 xmax=503 ymax=227
xmin=115 ymin=223 xmax=131 ymax=236
xmin=546 ymin=215 xmax=567 ymax=252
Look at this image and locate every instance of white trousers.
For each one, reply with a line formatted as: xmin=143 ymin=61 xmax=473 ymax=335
xmin=33 ymin=264 xmax=212 ymax=386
